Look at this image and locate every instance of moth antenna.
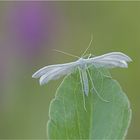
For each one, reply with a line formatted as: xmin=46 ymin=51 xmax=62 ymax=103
xmin=81 ymin=33 xmax=93 ymax=57
xmin=53 ymin=49 xmax=80 ymax=59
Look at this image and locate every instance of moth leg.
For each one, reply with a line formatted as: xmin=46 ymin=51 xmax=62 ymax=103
xmin=78 ymin=68 xmax=87 ymax=112
xmin=88 ymin=54 xmax=92 ymax=59
xmin=87 ymin=64 xmax=112 ymax=79
xmin=95 ymin=65 xmax=112 ymax=79
xmin=86 ymin=68 xmax=109 ymax=102
xmin=92 ymin=65 xmax=112 ymax=92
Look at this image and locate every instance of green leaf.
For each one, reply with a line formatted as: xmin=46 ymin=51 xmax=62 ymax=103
xmin=47 ymin=66 xmax=132 ymax=139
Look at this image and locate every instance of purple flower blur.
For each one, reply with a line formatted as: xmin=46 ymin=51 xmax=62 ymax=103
xmin=8 ymin=2 xmax=57 ymax=57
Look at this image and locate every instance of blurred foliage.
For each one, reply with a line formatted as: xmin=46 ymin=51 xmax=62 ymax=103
xmin=0 ymin=1 xmax=139 ymax=139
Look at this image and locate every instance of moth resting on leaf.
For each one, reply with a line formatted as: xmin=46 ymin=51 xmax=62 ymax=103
xmin=32 ymin=50 xmax=132 ymax=102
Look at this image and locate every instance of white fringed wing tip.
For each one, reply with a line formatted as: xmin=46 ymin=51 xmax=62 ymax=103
xmin=32 ymin=62 xmax=77 ymax=79
xmin=32 ymin=62 xmax=77 ymax=85
xmin=91 ymin=52 xmax=132 ymax=68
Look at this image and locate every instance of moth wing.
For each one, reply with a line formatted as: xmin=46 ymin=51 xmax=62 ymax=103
xmin=93 ymin=52 xmax=132 ymax=62
xmin=39 ymin=64 xmax=76 ymax=85
xmin=88 ymin=52 xmax=132 ymax=68
xmin=32 ymin=61 xmax=77 ymax=78
xmin=93 ymin=59 xmax=128 ymax=68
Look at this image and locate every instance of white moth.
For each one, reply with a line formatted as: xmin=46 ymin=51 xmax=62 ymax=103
xmin=32 ymin=51 xmax=132 ymax=96
xmin=32 ymin=37 xmax=132 ymax=102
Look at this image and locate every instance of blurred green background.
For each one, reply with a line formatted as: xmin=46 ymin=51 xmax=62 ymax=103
xmin=0 ymin=1 xmax=139 ymax=139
